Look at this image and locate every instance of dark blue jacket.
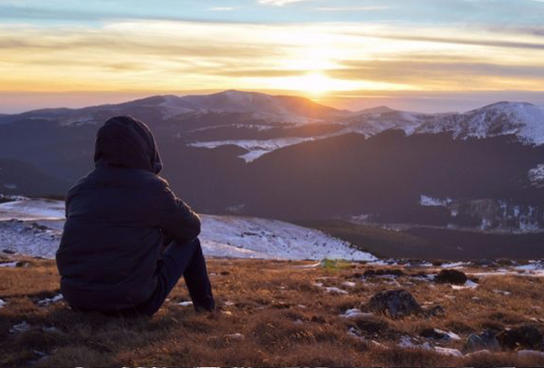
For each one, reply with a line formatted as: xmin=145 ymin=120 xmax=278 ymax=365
xmin=56 ymin=116 xmax=200 ymax=311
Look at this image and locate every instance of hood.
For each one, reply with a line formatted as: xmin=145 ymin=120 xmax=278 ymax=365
xmin=94 ymin=116 xmax=162 ymax=174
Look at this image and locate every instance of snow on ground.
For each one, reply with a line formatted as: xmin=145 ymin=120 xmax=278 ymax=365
xmin=339 ymin=308 xmax=373 ymax=319
xmin=0 ymin=198 xmax=376 ymax=261
xmin=0 ymin=199 xmax=65 ymax=221
xmin=0 ymin=261 xmax=19 ymax=268
xmin=37 ymin=294 xmax=63 ymax=306
xmin=440 ymin=261 xmax=471 ymax=269
xmin=469 ymin=261 xmax=544 ymax=278
xmin=451 ymin=280 xmax=478 ymax=290
xmin=200 ymin=215 xmax=376 ymax=261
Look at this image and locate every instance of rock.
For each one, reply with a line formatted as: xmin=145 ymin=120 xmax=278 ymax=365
xmin=421 ymin=328 xmax=448 ymax=340
xmin=435 ymin=269 xmax=467 ymax=285
xmin=347 ymin=326 xmax=364 ymax=339
xmin=367 ymin=289 xmax=422 ymax=319
xmin=497 ymin=324 xmax=543 ymax=350
xmin=9 ymin=321 xmax=31 ymax=334
xmin=353 ymin=317 xmax=391 ymax=337
xmin=473 ymin=259 xmax=497 ymax=267
xmin=420 ymin=328 xmax=460 ymax=341
xmin=311 ymin=316 xmax=326 ymax=323
xmin=423 ymin=305 xmax=445 ymax=317
xmin=465 ymin=330 xmax=500 ymax=352
xmin=496 ymin=258 xmax=517 ymax=266
xmin=31 ymin=222 xmax=49 ymax=231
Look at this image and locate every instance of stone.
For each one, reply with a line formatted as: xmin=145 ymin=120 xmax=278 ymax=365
xmin=421 ymin=328 xmax=449 ymax=340
xmin=465 ymin=330 xmax=500 ymax=352
xmin=435 ymin=269 xmax=467 ymax=285
xmin=9 ymin=321 xmax=31 ymax=334
xmin=420 ymin=328 xmax=460 ymax=341
xmin=367 ymin=289 xmax=422 ymax=319
xmin=497 ymin=324 xmax=543 ymax=350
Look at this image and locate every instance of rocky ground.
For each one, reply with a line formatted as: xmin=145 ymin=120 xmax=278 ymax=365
xmin=1 ymin=255 xmax=543 ymax=367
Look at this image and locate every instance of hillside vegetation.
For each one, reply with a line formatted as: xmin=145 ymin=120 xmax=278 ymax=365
xmin=300 ymin=220 xmax=544 ymax=260
xmin=1 ymin=256 xmax=543 ymax=367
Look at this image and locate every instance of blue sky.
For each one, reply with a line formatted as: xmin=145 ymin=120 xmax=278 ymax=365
xmin=2 ymin=0 xmax=544 ymax=26
xmin=0 ymin=0 xmax=543 ymax=112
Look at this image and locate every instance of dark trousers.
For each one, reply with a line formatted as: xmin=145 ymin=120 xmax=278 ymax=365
xmin=69 ymin=238 xmax=214 ymax=317
xmin=133 ymin=238 xmax=215 ymax=316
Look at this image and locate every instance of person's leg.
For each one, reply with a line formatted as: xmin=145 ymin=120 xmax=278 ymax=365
xmin=135 ymin=238 xmax=214 ymax=316
xmin=182 ymin=238 xmax=215 ymax=312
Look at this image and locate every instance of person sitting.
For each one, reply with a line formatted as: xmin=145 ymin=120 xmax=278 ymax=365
xmin=56 ymin=116 xmax=215 ymax=316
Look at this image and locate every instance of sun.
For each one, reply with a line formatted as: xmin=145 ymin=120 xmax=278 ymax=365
xmin=298 ymin=72 xmax=332 ymax=96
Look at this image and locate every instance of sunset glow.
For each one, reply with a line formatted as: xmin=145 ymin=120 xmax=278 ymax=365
xmin=0 ymin=0 xmax=543 ymax=112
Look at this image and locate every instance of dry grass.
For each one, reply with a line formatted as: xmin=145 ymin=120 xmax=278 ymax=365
xmin=1 ymin=257 xmax=543 ymax=367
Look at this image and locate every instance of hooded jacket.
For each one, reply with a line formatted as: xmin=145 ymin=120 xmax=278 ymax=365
xmin=56 ymin=116 xmax=201 ymax=311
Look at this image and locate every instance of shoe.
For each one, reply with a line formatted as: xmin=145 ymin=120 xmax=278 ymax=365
xmin=193 ymin=297 xmax=215 ymax=313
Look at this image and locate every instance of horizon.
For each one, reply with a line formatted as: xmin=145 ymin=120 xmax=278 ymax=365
xmin=0 ymin=0 xmax=543 ymax=113
xmin=1 ymin=89 xmax=544 ymax=115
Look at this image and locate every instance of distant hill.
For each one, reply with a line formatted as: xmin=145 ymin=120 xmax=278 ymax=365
xmin=1 ymin=90 xmax=544 ymax=235
xmin=0 ymin=159 xmax=69 ymax=197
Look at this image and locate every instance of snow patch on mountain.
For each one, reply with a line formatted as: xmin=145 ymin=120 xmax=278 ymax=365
xmin=416 ymin=102 xmax=544 ymax=144
xmin=189 ymin=137 xmax=319 ymax=162
xmin=158 ymin=95 xmax=197 ymax=118
xmin=188 ymin=101 xmax=544 ymax=161
xmin=419 ymin=195 xmax=452 ymax=207
xmin=342 ymin=108 xmax=433 ymax=137
xmin=528 ymin=164 xmax=544 ymax=188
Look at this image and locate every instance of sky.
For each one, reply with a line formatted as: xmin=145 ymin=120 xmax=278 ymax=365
xmin=0 ymin=0 xmax=543 ymax=113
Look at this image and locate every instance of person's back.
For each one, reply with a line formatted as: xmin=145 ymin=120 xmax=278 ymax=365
xmin=56 ymin=116 xmax=214 ymax=316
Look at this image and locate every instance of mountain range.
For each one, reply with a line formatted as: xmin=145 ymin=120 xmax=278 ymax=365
xmin=1 ymin=90 xmax=544 ymax=237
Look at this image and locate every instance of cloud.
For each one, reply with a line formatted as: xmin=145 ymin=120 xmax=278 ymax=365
xmin=315 ymin=6 xmax=390 ymax=12
xmin=329 ymin=59 xmax=544 ymax=88
xmin=0 ymin=20 xmax=542 ymax=94
xmin=258 ymin=0 xmax=308 ymax=6
xmin=371 ymin=34 xmax=544 ymax=51
xmin=209 ymin=7 xmax=235 ymax=11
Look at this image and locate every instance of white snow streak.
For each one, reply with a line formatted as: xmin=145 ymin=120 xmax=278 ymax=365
xmin=0 ymin=199 xmax=376 ymax=261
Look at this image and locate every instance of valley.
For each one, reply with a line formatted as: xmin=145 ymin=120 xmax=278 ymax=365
xmin=1 ymin=90 xmax=544 ymax=259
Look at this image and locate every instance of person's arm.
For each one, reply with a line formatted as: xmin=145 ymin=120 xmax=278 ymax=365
xmin=156 ymin=181 xmax=201 ymax=244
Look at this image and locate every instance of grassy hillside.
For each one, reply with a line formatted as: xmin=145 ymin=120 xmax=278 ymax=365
xmin=1 ymin=256 xmax=543 ymax=367
xmin=298 ymin=220 xmax=544 ymax=260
